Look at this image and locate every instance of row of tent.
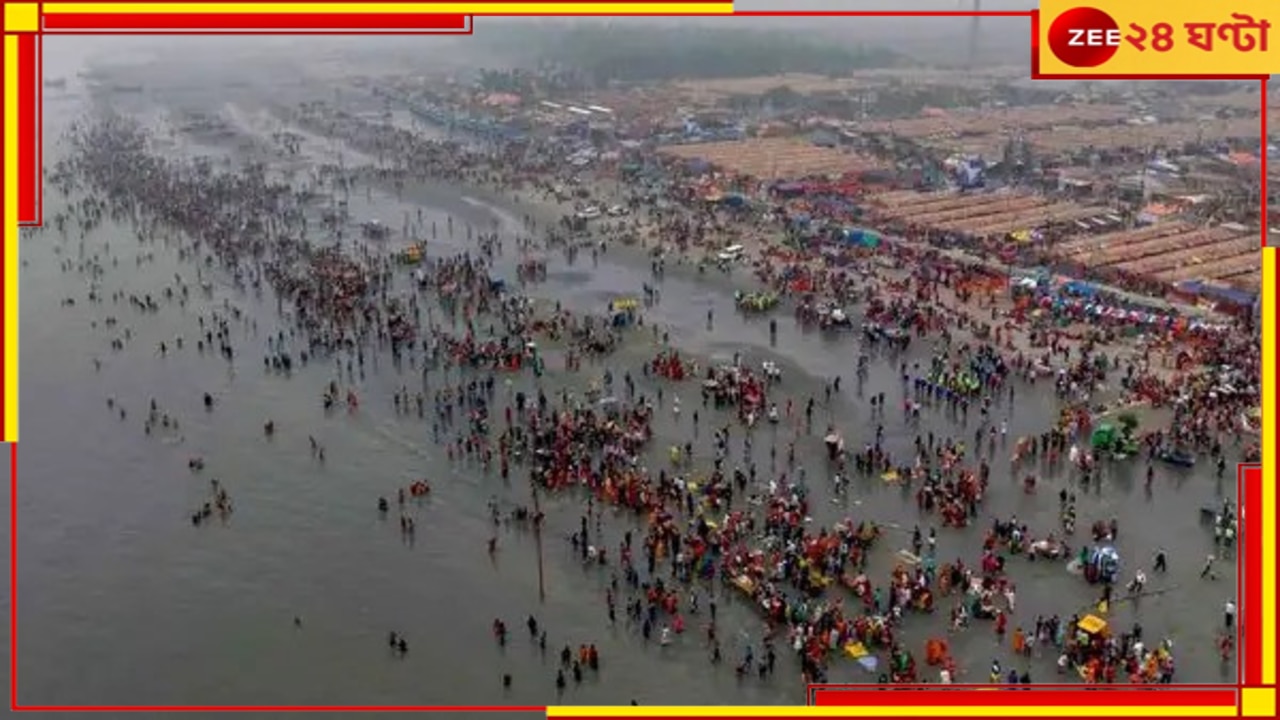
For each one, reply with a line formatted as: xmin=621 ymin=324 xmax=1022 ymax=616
xmin=1172 ymin=280 xmax=1258 ymax=310
xmin=657 ymin=124 xmax=747 ymax=146
xmin=1014 ymin=275 xmax=1234 ymax=334
xmin=1062 ymin=277 xmax=1254 ymax=320
xmin=408 ymin=102 xmax=526 ymax=141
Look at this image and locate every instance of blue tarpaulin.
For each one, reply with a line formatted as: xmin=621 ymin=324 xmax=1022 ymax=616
xmin=810 ymin=129 xmax=839 ymax=148
xmin=841 ymin=228 xmax=881 ymax=248
xmin=1176 ymin=280 xmax=1255 ymax=306
xmin=1198 ymin=284 xmax=1257 ymax=307
xmin=1062 ymin=280 xmax=1100 ymax=297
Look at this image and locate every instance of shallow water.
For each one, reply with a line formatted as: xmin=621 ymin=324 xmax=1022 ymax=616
xmin=13 ymin=64 xmax=1241 ymax=709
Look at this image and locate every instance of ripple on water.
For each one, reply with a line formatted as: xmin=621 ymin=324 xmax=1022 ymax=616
xmin=545 ymin=269 xmax=593 ymax=286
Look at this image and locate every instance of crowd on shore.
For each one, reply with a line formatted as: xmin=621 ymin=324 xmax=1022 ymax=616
xmin=35 ymin=101 xmax=1255 ymax=694
xmin=283 ymin=100 xmax=1260 ymax=463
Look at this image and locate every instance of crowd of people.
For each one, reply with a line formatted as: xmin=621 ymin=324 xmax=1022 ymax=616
xmin=34 ymin=94 xmax=1256 ymax=698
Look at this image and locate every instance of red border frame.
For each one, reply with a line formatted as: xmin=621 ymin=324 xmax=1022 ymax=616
xmin=811 ymin=688 xmax=1239 ymax=706
xmin=42 ymin=12 xmax=472 ymax=32
xmin=2 ymin=3 xmax=1272 ymax=714
xmin=1243 ymin=465 xmax=1262 ymax=686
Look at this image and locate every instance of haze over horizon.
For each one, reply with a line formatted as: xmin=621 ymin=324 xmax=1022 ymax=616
xmin=49 ymin=3 xmax=1042 ymax=75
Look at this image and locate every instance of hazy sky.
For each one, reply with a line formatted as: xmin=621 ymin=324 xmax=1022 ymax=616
xmin=734 ymin=0 xmax=1034 ymax=9
xmin=43 ymin=3 xmax=1043 ymax=79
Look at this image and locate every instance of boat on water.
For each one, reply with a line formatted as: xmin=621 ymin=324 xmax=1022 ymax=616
xmin=1157 ymin=446 xmax=1197 ymax=468
xmin=817 ymin=305 xmax=853 ymax=330
xmin=360 ymin=219 xmax=391 ymax=240
xmin=44 ymin=77 xmax=67 ymax=89
xmin=863 ymin=321 xmax=911 ymax=348
xmin=734 ymin=290 xmax=779 ymax=313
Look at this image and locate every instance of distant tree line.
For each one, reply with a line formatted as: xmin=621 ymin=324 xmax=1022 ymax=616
xmin=472 ymin=24 xmax=900 ymax=90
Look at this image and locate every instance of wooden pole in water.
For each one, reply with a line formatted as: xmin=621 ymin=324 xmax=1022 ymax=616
xmin=532 ymin=482 xmax=546 ymax=602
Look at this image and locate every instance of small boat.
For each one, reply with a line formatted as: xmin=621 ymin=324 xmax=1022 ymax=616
xmin=1028 ymin=538 xmax=1068 ymax=559
xmin=863 ymin=322 xmax=909 ymax=347
xmin=824 ymin=431 xmax=845 ymax=460
xmin=44 ymin=77 xmax=67 ymax=89
xmin=735 ymin=290 xmax=779 ymax=313
xmin=395 ymin=244 xmax=424 ymax=265
xmin=819 ymin=306 xmax=853 ymax=330
xmin=360 ymin=219 xmax=391 ymax=240
xmin=1158 ymin=447 xmax=1196 ymax=467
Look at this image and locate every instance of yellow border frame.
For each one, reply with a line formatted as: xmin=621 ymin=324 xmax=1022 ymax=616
xmin=3 ymin=3 xmax=1274 ymax=718
xmin=550 ymin=708 xmax=1240 ymax=718
xmin=4 ymin=33 xmax=19 ymax=440
xmin=42 ymin=3 xmax=736 ymax=16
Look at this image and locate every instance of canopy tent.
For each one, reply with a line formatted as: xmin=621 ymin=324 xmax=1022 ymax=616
xmin=1078 ymin=614 xmax=1108 ymax=635
xmin=1175 ymin=280 xmax=1257 ymax=308
xmin=840 ymin=227 xmax=882 ymax=248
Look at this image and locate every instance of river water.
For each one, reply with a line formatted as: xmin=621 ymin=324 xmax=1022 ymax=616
xmin=13 ymin=44 xmax=1241 ymax=708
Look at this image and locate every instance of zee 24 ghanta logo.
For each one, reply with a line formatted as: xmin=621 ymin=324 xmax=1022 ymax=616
xmin=1047 ymin=7 xmax=1131 ymax=67
xmin=1047 ymin=5 xmax=1272 ymax=68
